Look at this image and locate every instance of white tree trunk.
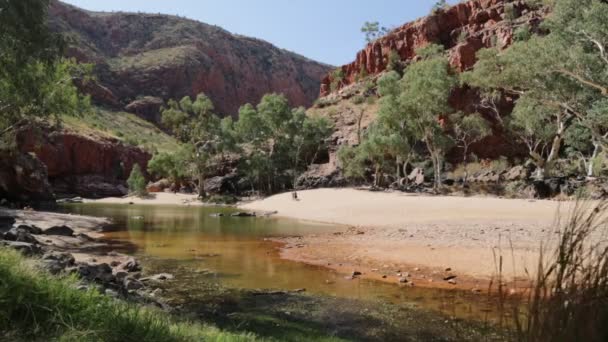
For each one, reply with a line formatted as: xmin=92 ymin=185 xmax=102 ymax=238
xmin=587 ymin=142 xmax=601 ymax=178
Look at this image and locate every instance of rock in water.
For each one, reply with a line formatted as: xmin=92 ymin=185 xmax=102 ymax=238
xmin=43 ymin=225 xmax=74 ymax=236
xmin=122 ymin=257 xmax=142 ymax=272
xmin=0 ymin=241 xmax=42 ymax=256
xmin=77 ymin=263 xmax=115 ymax=284
xmin=230 ymin=212 xmax=256 ymax=217
xmin=15 ymin=224 xmax=43 ymax=235
xmin=42 ymin=251 xmax=76 ymax=274
xmin=3 ymin=227 xmax=38 ymax=244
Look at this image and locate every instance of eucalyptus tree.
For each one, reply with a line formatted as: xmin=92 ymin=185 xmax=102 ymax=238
xmin=377 ymin=44 xmax=457 ymax=190
xmin=235 ymin=93 xmax=332 ymax=193
xmin=0 ymin=0 xmax=90 ymax=138
xmin=160 ymin=93 xmax=227 ymax=198
xmin=462 ymin=0 xmax=608 ymax=180
xmin=449 ymin=112 xmax=492 ymax=184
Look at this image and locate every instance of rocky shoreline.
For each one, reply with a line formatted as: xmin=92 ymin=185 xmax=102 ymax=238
xmin=0 ymin=208 xmax=173 ymax=309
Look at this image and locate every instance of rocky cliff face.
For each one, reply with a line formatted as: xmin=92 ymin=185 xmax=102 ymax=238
xmin=320 ymin=0 xmax=543 ymax=96
xmin=17 ymin=128 xmax=150 ymax=198
xmin=48 ymin=1 xmax=332 ymax=119
xmin=303 ymin=0 xmax=546 ymax=187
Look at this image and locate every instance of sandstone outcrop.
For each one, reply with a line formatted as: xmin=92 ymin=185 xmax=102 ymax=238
xmin=320 ymin=0 xmax=543 ymax=96
xmin=0 ymin=150 xmax=55 ymax=202
xmin=16 ymin=127 xmax=150 ymax=198
xmin=49 ymin=0 xmax=332 ymax=118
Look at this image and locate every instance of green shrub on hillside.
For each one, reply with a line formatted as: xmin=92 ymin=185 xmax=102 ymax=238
xmin=127 ymin=164 xmax=148 ymax=197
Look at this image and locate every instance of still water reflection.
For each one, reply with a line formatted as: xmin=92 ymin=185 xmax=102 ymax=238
xmin=62 ymin=203 xmax=497 ymax=322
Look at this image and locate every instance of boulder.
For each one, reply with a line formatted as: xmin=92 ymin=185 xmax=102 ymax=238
xmin=124 ymin=277 xmax=144 ymax=290
xmin=0 ymin=150 xmax=55 ymax=202
xmin=0 ymin=241 xmax=41 ymax=256
xmin=122 ymin=257 xmax=142 ymax=272
xmin=124 ymin=96 xmax=164 ymax=124
xmin=76 ymin=262 xmax=115 ymax=284
xmin=146 ymin=179 xmax=170 ymax=193
xmin=141 ymin=273 xmax=174 ymax=282
xmin=408 ymin=168 xmax=425 ymax=185
xmin=0 ymin=216 xmax=16 ymax=230
xmin=43 ymin=225 xmax=74 ymax=237
xmin=15 ymin=224 xmax=43 ymax=235
xmin=56 ymin=197 xmax=84 ymax=204
xmin=42 ymin=251 xmax=76 ymax=274
xmin=3 ymin=227 xmax=38 ymax=244
xmin=230 ymin=212 xmax=256 ymax=217
xmin=503 ymin=165 xmax=530 ymax=182
xmin=204 ymin=172 xmax=239 ymax=195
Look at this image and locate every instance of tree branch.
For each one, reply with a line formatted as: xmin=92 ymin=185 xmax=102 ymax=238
xmin=556 ymin=68 xmax=608 ymax=95
xmin=580 ymin=30 xmax=608 ymax=66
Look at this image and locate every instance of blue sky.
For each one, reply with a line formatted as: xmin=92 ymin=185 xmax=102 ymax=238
xmin=61 ymin=0 xmax=455 ymax=66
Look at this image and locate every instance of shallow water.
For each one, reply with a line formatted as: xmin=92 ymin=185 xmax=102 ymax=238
xmin=61 ymin=203 xmax=500 ymax=323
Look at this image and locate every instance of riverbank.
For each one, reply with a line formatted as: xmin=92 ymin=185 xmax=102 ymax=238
xmin=241 ymin=188 xmax=578 ymax=291
xmin=85 ymin=192 xmax=202 ymax=205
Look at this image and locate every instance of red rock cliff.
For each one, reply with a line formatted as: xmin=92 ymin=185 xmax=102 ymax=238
xmin=48 ymin=1 xmax=332 ymax=119
xmin=320 ymin=0 xmax=543 ymax=96
xmin=17 ymin=128 xmax=150 ymax=198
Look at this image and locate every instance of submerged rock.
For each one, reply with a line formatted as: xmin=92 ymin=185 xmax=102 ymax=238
xmin=141 ymin=273 xmax=174 ymax=282
xmin=230 ymin=212 xmax=256 ymax=217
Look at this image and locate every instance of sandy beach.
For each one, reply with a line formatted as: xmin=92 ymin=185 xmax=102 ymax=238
xmin=87 ymin=188 xmax=583 ymax=290
xmin=241 ymin=188 xmax=580 ymax=289
xmin=86 ymin=192 xmax=201 ymax=206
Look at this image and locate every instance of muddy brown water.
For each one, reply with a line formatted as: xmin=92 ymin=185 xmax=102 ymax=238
xmin=60 ymin=203 xmax=503 ymax=324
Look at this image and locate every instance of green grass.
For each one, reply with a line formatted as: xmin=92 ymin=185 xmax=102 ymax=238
xmin=0 ymin=248 xmax=257 ymax=341
xmin=108 ymin=45 xmax=201 ymax=72
xmin=62 ymin=108 xmax=179 ymax=153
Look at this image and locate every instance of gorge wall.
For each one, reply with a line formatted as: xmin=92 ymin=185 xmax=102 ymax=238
xmin=17 ymin=128 xmax=151 ymax=198
xmin=303 ymin=0 xmax=547 ymax=186
xmin=49 ymin=0 xmax=332 ymax=119
xmin=320 ymin=0 xmax=543 ymax=96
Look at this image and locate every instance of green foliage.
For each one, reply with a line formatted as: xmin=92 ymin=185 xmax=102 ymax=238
xmin=235 ymin=94 xmax=333 ymax=193
xmin=432 ymin=0 xmax=449 ymax=13
xmin=503 ymin=3 xmax=519 ymax=21
xmin=160 ymin=93 xmax=238 ymax=198
xmin=513 ymin=24 xmax=532 ymax=41
xmin=450 ymin=112 xmax=492 ymax=155
xmin=352 ymin=95 xmax=366 ymax=105
xmin=0 ymin=248 xmax=257 ymax=341
xmin=355 ymin=66 xmax=368 ymax=82
xmin=337 ymin=145 xmax=367 ymax=181
xmin=330 ymin=68 xmax=345 ymax=92
xmin=360 ymin=21 xmax=389 ymax=43
xmin=127 ymin=164 xmax=148 ymax=197
xmin=462 ymin=0 xmax=608 ymax=179
xmin=147 ymin=147 xmax=191 ymax=185
xmin=386 ymin=50 xmax=403 ymax=74
xmin=373 ymin=44 xmax=457 ymax=189
xmin=0 ymin=0 xmax=90 ymax=135
xmin=61 ymin=108 xmax=179 ymax=153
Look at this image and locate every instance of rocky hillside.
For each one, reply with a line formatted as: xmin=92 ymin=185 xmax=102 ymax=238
xmin=303 ymin=0 xmax=546 ymax=187
xmin=48 ymin=0 xmax=332 ymax=119
xmin=320 ymin=0 xmax=543 ymax=95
